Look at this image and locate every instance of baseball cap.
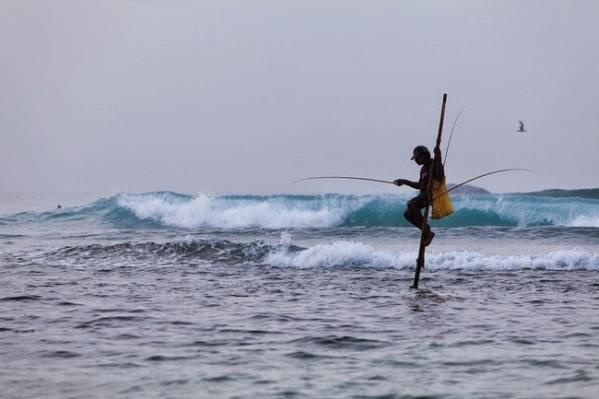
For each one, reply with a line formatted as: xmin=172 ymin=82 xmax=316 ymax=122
xmin=411 ymin=145 xmax=430 ymax=160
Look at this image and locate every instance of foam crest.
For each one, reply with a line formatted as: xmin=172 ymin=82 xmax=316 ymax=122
xmin=569 ymin=215 xmax=599 ymax=228
xmin=117 ymin=193 xmax=364 ymax=229
xmin=266 ymin=240 xmax=599 ymax=271
xmin=441 ymin=195 xmax=599 ymax=227
xmin=17 ymin=191 xmax=599 ymax=229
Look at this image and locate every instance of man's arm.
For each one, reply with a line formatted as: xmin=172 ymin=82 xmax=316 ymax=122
xmin=393 ymin=179 xmax=420 ymax=189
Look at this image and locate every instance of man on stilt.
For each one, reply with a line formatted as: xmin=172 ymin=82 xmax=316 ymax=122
xmin=394 ymin=145 xmax=446 ymax=247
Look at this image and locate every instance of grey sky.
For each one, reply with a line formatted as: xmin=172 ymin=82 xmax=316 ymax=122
xmin=1 ymin=1 xmax=598 ymax=195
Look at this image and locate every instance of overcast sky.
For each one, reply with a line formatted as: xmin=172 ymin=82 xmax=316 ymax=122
xmin=1 ymin=0 xmax=598 ymax=195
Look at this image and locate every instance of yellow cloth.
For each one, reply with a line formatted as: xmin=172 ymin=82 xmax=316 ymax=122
xmin=431 ymin=176 xmax=454 ymax=219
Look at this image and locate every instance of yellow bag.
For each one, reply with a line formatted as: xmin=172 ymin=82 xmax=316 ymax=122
xmin=431 ymin=176 xmax=454 ymax=219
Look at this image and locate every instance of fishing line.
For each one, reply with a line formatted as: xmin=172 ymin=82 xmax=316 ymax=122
xmin=443 ymin=106 xmax=466 ymax=167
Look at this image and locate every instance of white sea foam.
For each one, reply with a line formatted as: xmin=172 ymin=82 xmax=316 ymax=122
xmin=265 ymin=240 xmax=599 ymax=271
xmin=114 ymin=191 xmax=599 ymax=229
xmin=451 ymin=195 xmax=599 ymax=227
xmin=117 ymin=193 xmax=366 ymax=229
xmin=267 ymin=241 xmax=413 ymax=268
xmin=569 ymin=215 xmax=599 ymax=228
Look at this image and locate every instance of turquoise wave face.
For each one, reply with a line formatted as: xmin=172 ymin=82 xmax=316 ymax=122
xmin=4 ymin=190 xmax=599 ymax=229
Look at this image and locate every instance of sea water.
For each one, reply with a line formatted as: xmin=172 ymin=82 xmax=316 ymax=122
xmin=1 ymin=191 xmax=598 ymax=398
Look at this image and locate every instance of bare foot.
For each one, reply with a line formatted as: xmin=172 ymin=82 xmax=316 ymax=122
xmin=424 ymin=231 xmax=435 ymax=247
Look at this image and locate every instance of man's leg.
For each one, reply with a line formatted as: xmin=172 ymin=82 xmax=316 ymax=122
xmin=404 ymin=195 xmax=435 ymax=246
xmin=404 ymin=196 xmax=425 ymax=229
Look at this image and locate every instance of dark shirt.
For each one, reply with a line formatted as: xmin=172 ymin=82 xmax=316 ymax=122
xmin=418 ymin=160 xmax=432 ymax=193
xmin=418 ymin=158 xmax=445 ymax=193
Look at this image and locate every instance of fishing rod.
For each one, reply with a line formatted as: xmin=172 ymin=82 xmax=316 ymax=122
xmin=291 ymin=168 xmax=534 ymax=194
xmin=432 ymin=168 xmax=533 ymax=201
xmin=291 ymin=176 xmax=395 ymax=185
xmin=292 ymin=107 xmax=466 ymax=187
xmin=292 ymin=108 xmax=466 ymax=187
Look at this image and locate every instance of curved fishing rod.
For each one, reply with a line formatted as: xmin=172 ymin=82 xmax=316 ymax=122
xmin=290 ymin=176 xmax=395 ymax=185
xmin=291 ymin=169 xmax=534 ymax=197
xmin=293 ymin=108 xmax=467 ymax=188
xmin=432 ymin=168 xmax=534 ymax=201
xmin=443 ymin=106 xmax=466 ymax=167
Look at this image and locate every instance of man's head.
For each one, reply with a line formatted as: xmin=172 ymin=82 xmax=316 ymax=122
xmin=411 ymin=145 xmax=430 ymax=165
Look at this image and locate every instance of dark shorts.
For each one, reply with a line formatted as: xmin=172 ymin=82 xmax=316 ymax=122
xmin=407 ymin=192 xmax=428 ymax=210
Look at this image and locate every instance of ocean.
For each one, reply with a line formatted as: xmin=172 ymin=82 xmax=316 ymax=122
xmin=1 ymin=190 xmax=598 ymax=399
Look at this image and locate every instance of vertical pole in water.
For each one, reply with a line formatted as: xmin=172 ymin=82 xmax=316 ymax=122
xmin=412 ymin=93 xmax=447 ymax=289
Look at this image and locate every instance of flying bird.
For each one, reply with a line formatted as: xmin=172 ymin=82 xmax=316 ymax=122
xmin=516 ymin=120 xmax=527 ymax=133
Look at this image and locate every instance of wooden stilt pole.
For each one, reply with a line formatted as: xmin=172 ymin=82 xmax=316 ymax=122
xmin=411 ymin=93 xmax=447 ymax=289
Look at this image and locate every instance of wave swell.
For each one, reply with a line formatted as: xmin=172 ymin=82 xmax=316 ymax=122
xmin=266 ymin=241 xmax=599 ymax=271
xmin=5 ymin=190 xmax=599 ymax=230
xmin=14 ymin=238 xmax=599 ymax=271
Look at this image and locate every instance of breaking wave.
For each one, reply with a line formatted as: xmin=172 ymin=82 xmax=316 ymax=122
xmin=5 ymin=190 xmax=599 ymax=230
xmin=265 ymin=241 xmax=599 ymax=271
xmin=10 ymin=237 xmax=599 ymax=271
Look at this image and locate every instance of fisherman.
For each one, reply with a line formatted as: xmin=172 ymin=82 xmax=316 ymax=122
xmin=393 ymin=145 xmax=445 ymax=246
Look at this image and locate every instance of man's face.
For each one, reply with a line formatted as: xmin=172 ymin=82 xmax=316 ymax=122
xmin=414 ymin=153 xmax=426 ymax=165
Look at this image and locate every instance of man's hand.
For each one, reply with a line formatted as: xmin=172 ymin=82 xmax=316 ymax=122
xmin=434 ymin=147 xmax=442 ymax=159
xmin=393 ymin=179 xmax=406 ymax=187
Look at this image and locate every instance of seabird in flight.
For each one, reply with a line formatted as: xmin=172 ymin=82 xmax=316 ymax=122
xmin=516 ymin=120 xmax=526 ymax=133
